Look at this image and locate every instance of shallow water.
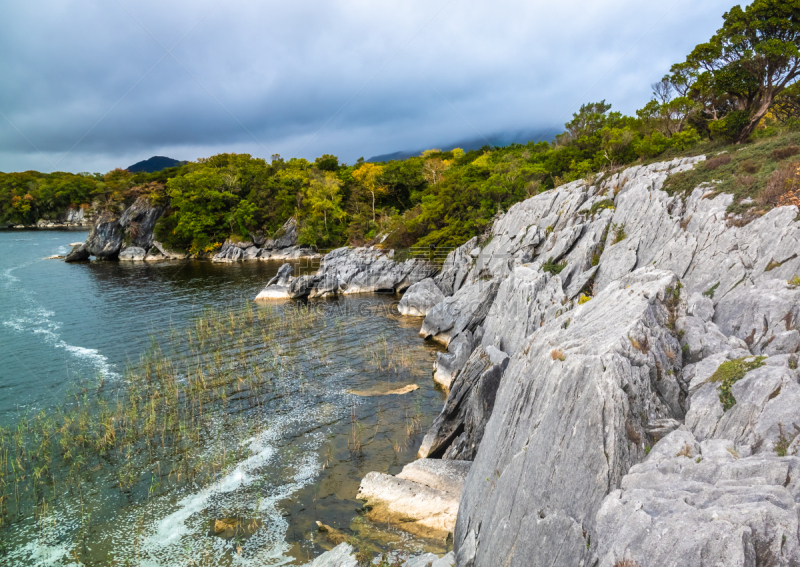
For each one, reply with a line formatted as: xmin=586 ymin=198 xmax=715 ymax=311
xmin=0 ymin=230 xmax=446 ymax=565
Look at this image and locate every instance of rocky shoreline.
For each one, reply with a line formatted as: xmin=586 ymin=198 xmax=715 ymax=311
xmin=267 ymin=155 xmax=800 ymax=566
xmin=63 ymin=198 xmax=320 ymax=263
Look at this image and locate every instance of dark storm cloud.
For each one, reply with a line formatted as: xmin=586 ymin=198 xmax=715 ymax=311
xmin=0 ymin=0 xmax=738 ymax=173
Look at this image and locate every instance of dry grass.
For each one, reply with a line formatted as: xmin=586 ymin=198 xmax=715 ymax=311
xmin=759 ymin=161 xmax=800 ymax=206
xmin=740 ymin=159 xmax=761 ymax=174
xmin=705 ymin=154 xmax=732 ymax=170
xmin=771 ymin=146 xmax=800 ymax=160
xmin=614 ymin=560 xmax=640 ymax=567
xmin=550 ymin=348 xmax=566 ymax=362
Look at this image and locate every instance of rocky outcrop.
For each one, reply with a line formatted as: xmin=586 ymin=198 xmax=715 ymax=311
xmin=66 ymin=197 xmax=165 ymax=261
xmin=64 ymin=242 xmax=90 ymax=262
xmin=594 ymin=428 xmax=800 ymax=567
xmin=356 ymin=459 xmax=471 ymax=542
xmin=212 ymin=217 xmax=318 ymax=262
xmin=255 ymin=248 xmax=437 ymax=300
xmin=388 ymin=155 xmax=800 ymax=567
xmin=455 ymin=269 xmax=685 ymax=567
xmin=399 ymin=279 xmax=446 ymax=317
xmin=419 ymin=346 xmax=508 ymax=460
xmin=118 ymin=196 xmax=164 ymax=249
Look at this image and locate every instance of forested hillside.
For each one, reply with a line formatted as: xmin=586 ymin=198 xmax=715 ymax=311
xmin=2 ymin=0 xmax=799 ymax=255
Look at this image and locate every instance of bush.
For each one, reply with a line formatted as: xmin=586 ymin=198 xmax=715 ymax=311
xmin=759 ymin=161 xmax=800 ymax=206
xmin=542 ymin=257 xmax=567 ymax=274
xmin=709 ymin=111 xmax=751 ymax=142
xmin=740 ymin=160 xmax=760 ymax=174
xmin=670 ymin=127 xmax=701 ymax=151
xmin=771 ymin=146 xmax=800 ymax=160
xmin=705 ymin=154 xmax=732 ymax=170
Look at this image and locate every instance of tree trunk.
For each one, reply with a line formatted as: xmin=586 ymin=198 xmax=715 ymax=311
xmin=737 ymin=94 xmax=774 ymax=143
xmin=371 ymin=191 xmax=376 ymax=223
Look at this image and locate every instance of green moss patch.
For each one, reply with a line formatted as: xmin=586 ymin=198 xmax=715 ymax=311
xmin=708 ymin=356 xmax=766 ymax=411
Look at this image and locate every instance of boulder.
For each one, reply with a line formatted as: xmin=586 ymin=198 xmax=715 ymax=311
xmin=594 ymin=429 xmax=800 ymax=567
xmin=356 ymin=459 xmax=471 ymax=541
xmin=255 ymin=263 xmax=295 ymax=300
xmin=64 ymin=243 xmax=90 ymax=262
xmin=119 ymin=246 xmax=146 ymax=261
xmin=399 ymin=279 xmax=445 ymax=317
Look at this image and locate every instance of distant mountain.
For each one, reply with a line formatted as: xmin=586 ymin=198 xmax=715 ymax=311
xmin=367 ymin=129 xmax=552 ymax=163
xmin=127 ymin=156 xmax=183 ymax=173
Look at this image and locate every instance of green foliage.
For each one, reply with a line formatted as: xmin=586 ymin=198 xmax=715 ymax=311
xmin=708 ymin=356 xmax=766 ymax=410
xmin=542 ymin=257 xmax=567 ymax=275
xmin=703 ymin=282 xmax=720 ymax=298
xmin=589 ymin=199 xmax=616 ymax=216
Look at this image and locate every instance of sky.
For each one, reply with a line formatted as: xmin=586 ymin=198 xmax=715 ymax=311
xmin=0 ymin=0 xmax=739 ymax=173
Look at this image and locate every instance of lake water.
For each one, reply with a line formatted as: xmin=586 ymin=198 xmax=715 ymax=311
xmin=0 ymin=229 xmax=445 ymax=565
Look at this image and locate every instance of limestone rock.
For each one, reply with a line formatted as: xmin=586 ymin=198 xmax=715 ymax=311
xmin=300 ymin=543 xmax=357 ymax=567
xmin=420 ymin=279 xmax=500 ymax=347
xmin=432 ymin=331 xmax=474 ymax=389
xmin=399 ymin=279 xmax=446 ymax=317
xmin=255 ymin=263 xmax=296 ymax=300
xmin=435 ymin=237 xmax=476 ymax=296
xmin=357 ymin=459 xmax=471 ymax=541
xmin=714 ymin=278 xmax=800 ymax=355
xmin=263 ymin=217 xmax=298 ymax=250
xmin=84 ymin=210 xmax=123 ymax=259
xmin=119 ymin=246 xmax=146 ymax=261
xmin=420 ymin=346 xmax=508 ymax=459
xmin=64 ymin=243 xmax=90 ymax=262
xmin=594 ymin=429 xmax=800 ymax=567
xmin=454 ymin=269 xmax=685 ymax=567
xmin=118 ymin=196 xmax=164 ymax=249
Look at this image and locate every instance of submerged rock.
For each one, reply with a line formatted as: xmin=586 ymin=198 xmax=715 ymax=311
xmin=357 ymin=459 xmax=471 ymax=541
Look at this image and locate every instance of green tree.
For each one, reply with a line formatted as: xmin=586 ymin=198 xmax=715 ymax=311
xmin=671 ymin=0 xmax=800 ymax=142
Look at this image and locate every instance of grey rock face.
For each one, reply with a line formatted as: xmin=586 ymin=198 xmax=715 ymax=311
xmin=311 ymin=247 xmax=437 ymax=297
xmin=399 ymin=279 xmax=445 ymax=317
xmin=84 ymin=210 xmax=124 ymax=259
xmin=420 ymin=346 xmax=509 ymax=460
xmin=435 ymin=237 xmax=476 ymax=296
xmin=479 ymin=267 xmax=565 ymax=356
xmin=419 ymin=279 xmax=500 ymax=347
xmin=432 ymin=330 xmax=474 ymax=389
xmin=64 ymin=243 xmax=90 ymax=262
xmin=714 ymin=278 xmax=800 ymax=355
xmin=118 ymin=196 xmax=164 ymax=249
xmin=300 ymin=543 xmax=357 ymax=567
xmin=119 ymin=246 xmax=146 ymax=261
xmin=454 ymin=269 xmax=685 ymax=567
xmin=263 ymin=217 xmax=298 ymax=249
xmin=594 ymin=429 xmax=800 ymax=567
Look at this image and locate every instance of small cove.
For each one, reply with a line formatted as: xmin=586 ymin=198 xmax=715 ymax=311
xmin=0 ymin=229 xmax=446 ymax=565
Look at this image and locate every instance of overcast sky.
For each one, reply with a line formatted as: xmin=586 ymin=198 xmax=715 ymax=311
xmin=0 ymin=0 xmax=738 ymax=173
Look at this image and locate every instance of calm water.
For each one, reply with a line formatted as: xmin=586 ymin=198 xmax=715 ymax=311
xmin=0 ymin=229 xmax=445 ymax=565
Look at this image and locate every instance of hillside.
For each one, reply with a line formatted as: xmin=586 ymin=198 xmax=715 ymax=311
xmin=126 ymin=156 xmax=182 ymax=173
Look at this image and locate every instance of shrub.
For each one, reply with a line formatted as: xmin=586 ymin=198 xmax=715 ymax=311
xmin=740 ymin=159 xmax=760 ymax=174
xmin=708 ymin=356 xmax=766 ymax=411
xmin=758 ymin=161 xmax=800 ymax=206
xmin=734 ymin=174 xmax=756 ymax=190
xmin=611 ymin=222 xmax=627 ymax=244
xmin=709 ymin=111 xmax=751 ymax=142
xmin=542 ymin=257 xmax=567 ymax=274
xmin=771 ymin=146 xmax=800 ymax=160
xmin=578 ymin=294 xmax=591 ymax=305
xmin=589 ymin=198 xmax=616 ymax=216
xmin=705 ymin=154 xmax=732 ymax=170
xmin=550 ymin=348 xmax=566 ymax=361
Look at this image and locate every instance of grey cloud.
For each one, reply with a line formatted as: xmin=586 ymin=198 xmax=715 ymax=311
xmin=0 ymin=0 xmax=736 ymax=172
